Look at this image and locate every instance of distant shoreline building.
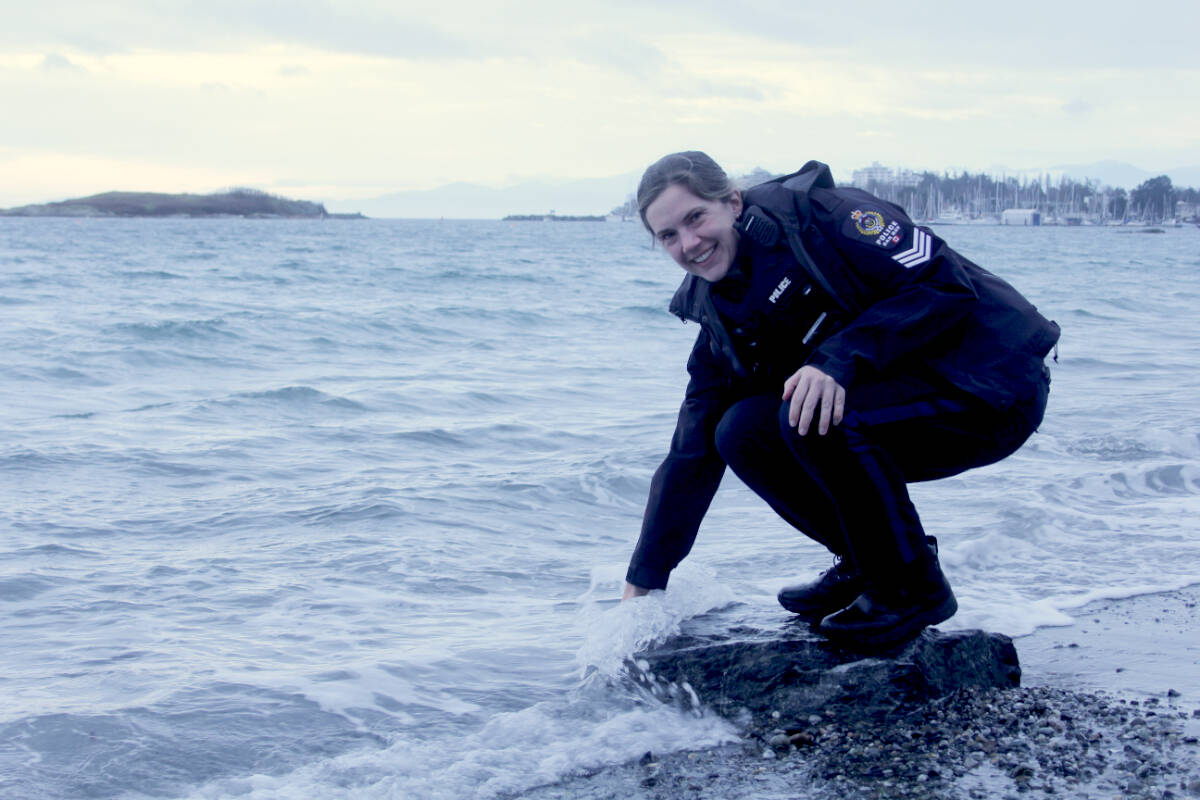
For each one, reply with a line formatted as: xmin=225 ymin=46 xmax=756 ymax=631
xmin=851 ymin=162 xmax=920 ymax=189
xmin=1000 ymin=209 xmax=1041 ymax=226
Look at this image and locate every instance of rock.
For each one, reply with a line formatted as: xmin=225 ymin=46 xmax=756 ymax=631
xmin=631 ymin=603 xmax=1020 ymax=730
xmin=789 ymin=731 xmax=815 ymax=747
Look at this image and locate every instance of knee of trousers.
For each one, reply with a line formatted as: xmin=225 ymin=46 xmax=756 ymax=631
xmin=775 ymin=395 xmax=859 ymax=457
xmin=714 ymin=396 xmax=780 ymax=471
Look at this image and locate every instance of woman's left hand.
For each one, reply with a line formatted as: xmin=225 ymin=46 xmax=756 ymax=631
xmin=622 ymin=582 xmax=649 ymax=600
xmin=782 ymin=365 xmax=845 ymax=436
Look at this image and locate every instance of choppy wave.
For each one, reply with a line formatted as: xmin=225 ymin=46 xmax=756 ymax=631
xmin=1 ymin=220 xmax=1198 ymax=798
xmin=111 ymin=318 xmax=240 ymax=341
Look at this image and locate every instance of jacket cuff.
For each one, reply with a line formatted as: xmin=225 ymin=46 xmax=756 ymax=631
xmin=805 ymin=349 xmax=855 ymax=387
xmin=625 ymin=563 xmax=670 ymax=592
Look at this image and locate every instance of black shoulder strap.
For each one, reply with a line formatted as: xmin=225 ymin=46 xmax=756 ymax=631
xmin=779 ymin=160 xmax=835 ymax=227
xmin=743 ymin=161 xmax=858 ymax=315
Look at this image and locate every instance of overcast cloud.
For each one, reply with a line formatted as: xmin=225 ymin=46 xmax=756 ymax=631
xmin=1 ymin=0 xmax=1196 ymax=209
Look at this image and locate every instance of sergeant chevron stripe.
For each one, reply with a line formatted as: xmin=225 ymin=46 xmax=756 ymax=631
xmin=892 ymin=229 xmax=931 ymax=268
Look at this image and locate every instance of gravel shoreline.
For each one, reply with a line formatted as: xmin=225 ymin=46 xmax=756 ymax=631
xmin=517 ymin=587 xmax=1200 ymax=800
xmin=518 ymin=686 xmax=1200 ymax=800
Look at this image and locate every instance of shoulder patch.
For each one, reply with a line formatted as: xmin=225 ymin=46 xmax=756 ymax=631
xmin=841 ymin=204 xmax=905 ymax=251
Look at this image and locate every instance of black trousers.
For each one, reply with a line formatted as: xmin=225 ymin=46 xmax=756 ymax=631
xmin=712 ymin=370 xmax=1050 ymax=582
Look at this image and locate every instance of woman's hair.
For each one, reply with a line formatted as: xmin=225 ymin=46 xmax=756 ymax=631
xmin=636 ymin=151 xmax=737 ymax=232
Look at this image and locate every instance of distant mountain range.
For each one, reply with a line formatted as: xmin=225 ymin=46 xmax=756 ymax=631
xmin=330 ymin=161 xmax=1200 ymax=220
xmin=1043 ymin=161 xmax=1200 ymax=191
xmin=336 ymin=173 xmax=640 ymax=220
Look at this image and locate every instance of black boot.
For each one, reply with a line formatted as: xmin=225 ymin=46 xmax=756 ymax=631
xmin=817 ymin=549 xmax=957 ymax=650
xmin=778 ymin=538 xmax=940 ymax=622
xmin=777 ymin=558 xmax=864 ymax=622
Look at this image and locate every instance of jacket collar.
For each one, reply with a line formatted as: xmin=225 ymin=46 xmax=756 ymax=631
xmin=668 ymin=273 xmax=708 ymax=323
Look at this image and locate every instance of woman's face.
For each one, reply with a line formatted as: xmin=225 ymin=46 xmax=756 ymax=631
xmin=644 ymin=183 xmax=743 ymax=283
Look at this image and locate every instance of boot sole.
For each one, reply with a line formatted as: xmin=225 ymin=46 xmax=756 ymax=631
xmin=777 ymin=590 xmax=863 ymax=622
xmin=820 ymin=592 xmax=958 ymax=650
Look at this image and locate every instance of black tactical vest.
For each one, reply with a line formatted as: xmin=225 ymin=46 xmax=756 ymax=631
xmin=708 ymin=215 xmax=842 ymax=382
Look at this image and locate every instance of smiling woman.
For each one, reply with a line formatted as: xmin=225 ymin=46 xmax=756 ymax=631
xmin=644 ymin=183 xmax=741 ymax=282
xmin=638 ymin=152 xmax=744 ymax=282
xmin=620 ymin=150 xmax=1060 ymax=652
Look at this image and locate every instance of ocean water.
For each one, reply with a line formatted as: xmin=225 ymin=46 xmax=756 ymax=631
xmin=1 ymin=217 xmax=1197 ymax=799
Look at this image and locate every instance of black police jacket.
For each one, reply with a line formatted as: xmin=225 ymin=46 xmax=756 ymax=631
xmin=625 ymin=162 xmax=1061 ymax=591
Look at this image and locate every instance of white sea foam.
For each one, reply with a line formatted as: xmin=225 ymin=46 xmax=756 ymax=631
xmin=184 ymin=687 xmax=737 ymax=800
xmin=575 ymin=562 xmax=738 ymax=678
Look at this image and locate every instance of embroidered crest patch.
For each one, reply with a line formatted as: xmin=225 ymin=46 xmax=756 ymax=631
xmin=843 ymin=205 xmax=905 ymax=250
xmin=851 ymin=209 xmax=885 ymax=236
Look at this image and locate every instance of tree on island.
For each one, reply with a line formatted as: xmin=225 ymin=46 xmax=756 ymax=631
xmin=609 ymin=167 xmax=1198 ymax=224
xmin=1130 ymin=176 xmax=1174 ymax=223
xmin=844 ymin=170 xmax=1196 ymax=223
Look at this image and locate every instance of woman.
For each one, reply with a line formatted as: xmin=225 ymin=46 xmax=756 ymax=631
xmin=622 ymin=151 xmax=1058 ymax=649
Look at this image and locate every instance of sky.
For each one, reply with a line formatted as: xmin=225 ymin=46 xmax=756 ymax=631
xmin=1 ymin=0 xmax=1197 ymax=212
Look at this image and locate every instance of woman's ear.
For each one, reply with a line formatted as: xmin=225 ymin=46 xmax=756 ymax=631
xmin=728 ymin=190 xmax=743 ymax=218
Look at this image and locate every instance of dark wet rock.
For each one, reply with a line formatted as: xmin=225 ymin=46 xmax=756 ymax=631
xmin=631 ymin=608 xmax=1019 ymax=729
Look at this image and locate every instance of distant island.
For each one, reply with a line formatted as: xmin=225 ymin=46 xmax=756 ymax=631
xmin=502 ymin=213 xmax=606 ymax=222
xmin=0 ymin=188 xmax=365 ymax=219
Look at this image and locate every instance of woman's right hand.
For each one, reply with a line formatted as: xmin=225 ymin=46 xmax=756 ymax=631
xmin=782 ymin=364 xmax=845 ymax=436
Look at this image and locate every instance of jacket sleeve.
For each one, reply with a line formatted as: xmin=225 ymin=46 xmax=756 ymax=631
xmin=805 ymin=200 xmax=981 ymax=388
xmin=625 ymin=329 xmax=730 ymax=590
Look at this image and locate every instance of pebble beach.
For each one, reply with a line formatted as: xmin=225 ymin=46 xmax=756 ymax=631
xmin=520 ymin=586 xmax=1200 ymax=800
